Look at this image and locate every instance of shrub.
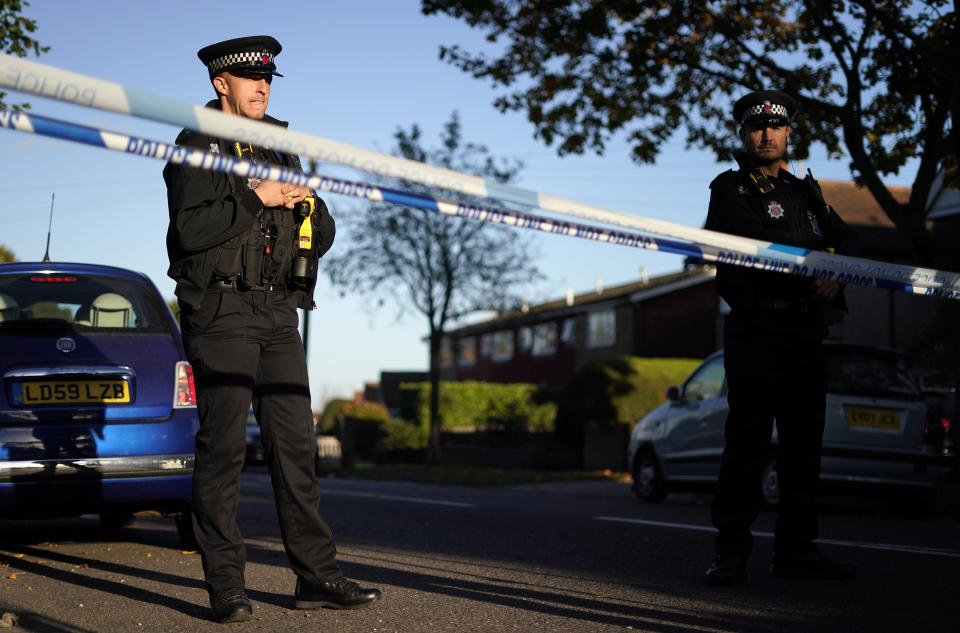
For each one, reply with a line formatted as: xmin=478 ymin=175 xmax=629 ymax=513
xmin=340 ymin=401 xmax=390 ymax=459
xmin=554 ymin=356 xmax=702 ymax=447
xmin=396 ymin=381 xmax=558 ymax=434
xmin=317 ymin=398 xmax=351 ymax=435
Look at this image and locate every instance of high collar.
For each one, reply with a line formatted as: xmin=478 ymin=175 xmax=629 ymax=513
xmin=202 ymin=98 xmax=289 ymax=128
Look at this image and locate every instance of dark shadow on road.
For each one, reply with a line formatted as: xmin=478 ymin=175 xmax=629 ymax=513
xmin=0 ymin=546 xmax=208 ymax=621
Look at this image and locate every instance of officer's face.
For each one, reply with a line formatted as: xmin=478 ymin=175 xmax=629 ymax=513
xmin=214 ymin=71 xmax=272 ymax=119
xmin=741 ymin=122 xmax=789 ymax=164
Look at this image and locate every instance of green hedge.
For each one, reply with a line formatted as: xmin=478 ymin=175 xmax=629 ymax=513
xmin=397 ymin=381 xmax=558 ymax=433
xmin=554 ymin=356 xmax=702 ymax=447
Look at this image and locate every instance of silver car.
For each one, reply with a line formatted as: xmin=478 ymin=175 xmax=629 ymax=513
xmin=628 ymin=343 xmax=948 ymax=510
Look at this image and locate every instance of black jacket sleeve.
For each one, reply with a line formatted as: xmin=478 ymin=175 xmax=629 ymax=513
xmin=163 ymin=130 xmax=263 ymax=253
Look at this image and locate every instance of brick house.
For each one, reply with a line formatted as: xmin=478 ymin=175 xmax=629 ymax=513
xmin=438 ymin=268 xmax=718 ymax=388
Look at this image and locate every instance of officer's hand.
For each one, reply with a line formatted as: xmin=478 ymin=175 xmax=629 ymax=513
xmin=809 ymin=279 xmax=843 ymax=301
xmin=254 ymin=181 xmax=311 ymax=209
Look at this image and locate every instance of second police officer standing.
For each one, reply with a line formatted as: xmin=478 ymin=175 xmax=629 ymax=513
xmin=703 ymin=90 xmax=858 ymax=586
xmin=163 ymin=36 xmax=381 ymax=622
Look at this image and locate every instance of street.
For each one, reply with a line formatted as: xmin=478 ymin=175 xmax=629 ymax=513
xmin=0 ymin=471 xmax=957 ymax=632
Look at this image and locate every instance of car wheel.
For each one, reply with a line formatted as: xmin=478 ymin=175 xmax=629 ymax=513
xmin=175 ymin=511 xmax=199 ymax=550
xmin=760 ymin=455 xmax=780 ymax=509
xmin=632 ymin=448 xmax=667 ymax=503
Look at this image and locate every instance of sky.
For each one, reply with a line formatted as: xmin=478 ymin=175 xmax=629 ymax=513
xmin=0 ymin=0 xmax=916 ymax=409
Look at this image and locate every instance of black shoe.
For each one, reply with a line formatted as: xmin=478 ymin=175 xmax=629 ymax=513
xmin=294 ymin=577 xmax=382 ymax=610
xmin=209 ymin=587 xmax=252 ymax=623
xmin=705 ymin=555 xmax=747 ymax=586
xmin=771 ymin=550 xmax=856 ymax=580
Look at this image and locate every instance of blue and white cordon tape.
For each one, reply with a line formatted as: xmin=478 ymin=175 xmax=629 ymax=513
xmin=1 ymin=54 xmax=958 ymax=300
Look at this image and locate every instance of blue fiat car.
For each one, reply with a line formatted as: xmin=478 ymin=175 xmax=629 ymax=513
xmin=0 ymin=262 xmax=198 ymax=546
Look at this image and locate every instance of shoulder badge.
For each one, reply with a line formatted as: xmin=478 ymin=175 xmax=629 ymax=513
xmin=738 ymin=185 xmax=749 ymax=195
xmin=767 ymin=201 xmax=785 ymax=219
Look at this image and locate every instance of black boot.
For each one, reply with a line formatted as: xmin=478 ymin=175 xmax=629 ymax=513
xmin=209 ymin=587 xmax=252 ymax=623
xmin=705 ymin=554 xmax=748 ymax=586
xmin=294 ymin=577 xmax=382 ymax=610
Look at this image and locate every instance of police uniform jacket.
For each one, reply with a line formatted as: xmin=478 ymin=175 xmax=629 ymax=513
xmin=705 ymin=157 xmax=855 ymax=337
xmin=163 ymin=100 xmax=334 ymax=310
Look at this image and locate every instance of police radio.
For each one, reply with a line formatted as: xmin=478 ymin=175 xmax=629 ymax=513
xmin=292 ymin=195 xmax=318 ymax=282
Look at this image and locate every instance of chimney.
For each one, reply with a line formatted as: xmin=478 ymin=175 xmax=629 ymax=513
xmin=596 ymin=276 xmax=603 ymax=294
xmin=566 ymin=286 xmax=574 ymax=306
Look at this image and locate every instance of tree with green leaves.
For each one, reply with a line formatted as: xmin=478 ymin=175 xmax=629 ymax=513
xmin=0 ymin=0 xmax=48 ymax=110
xmin=324 ymin=112 xmax=542 ymax=463
xmin=0 ymin=244 xmax=15 ymax=263
xmin=422 ymin=0 xmax=958 ymax=263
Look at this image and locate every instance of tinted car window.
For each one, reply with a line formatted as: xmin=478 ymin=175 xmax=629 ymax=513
xmin=0 ymin=272 xmax=170 ymax=334
xmin=825 ymin=349 xmax=922 ymax=400
xmin=683 ymin=356 xmax=726 ymax=402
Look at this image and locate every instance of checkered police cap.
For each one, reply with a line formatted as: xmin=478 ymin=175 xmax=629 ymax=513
xmin=198 ymin=35 xmax=283 ymax=79
xmin=733 ymin=90 xmax=797 ymax=127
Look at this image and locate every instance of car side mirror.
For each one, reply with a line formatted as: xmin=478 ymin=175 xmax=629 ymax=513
xmin=666 ymin=386 xmax=681 ymax=403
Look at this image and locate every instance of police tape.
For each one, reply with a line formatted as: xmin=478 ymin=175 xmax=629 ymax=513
xmin=3 ymin=107 xmax=959 ymax=301
xmin=1 ymin=53 xmax=959 ymax=298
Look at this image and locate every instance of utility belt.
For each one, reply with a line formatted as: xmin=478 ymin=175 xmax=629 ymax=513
xmin=755 ymin=298 xmax=817 ymax=313
xmin=213 ymin=276 xmax=288 ymax=293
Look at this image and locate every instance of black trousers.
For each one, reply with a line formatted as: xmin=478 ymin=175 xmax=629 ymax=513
xmin=181 ymin=285 xmax=341 ymax=594
xmin=712 ymin=314 xmax=827 ymax=560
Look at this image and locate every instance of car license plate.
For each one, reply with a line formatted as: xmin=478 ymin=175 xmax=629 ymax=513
xmin=846 ymin=407 xmax=900 ymax=431
xmin=10 ymin=380 xmax=130 ymax=405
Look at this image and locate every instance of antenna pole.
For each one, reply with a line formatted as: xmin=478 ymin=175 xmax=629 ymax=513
xmin=42 ymin=193 xmax=54 ymax=263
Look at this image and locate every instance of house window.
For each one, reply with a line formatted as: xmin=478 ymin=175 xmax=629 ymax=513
xmin=458 ymin=336 xmax=477 ymax=366
xmin=492 ymin=330 xmax=514 ymax=362
xmin=480 ymin=333 xmax=493 ymax=358
xmin=532 ymin=322 xmax=557 ymax=357
xmin=587 ymin=309 xmax=616 ymax=348
xmin=518 ymin=326 xmax=533 ymax=353
xmin=561 ymin=318 xmax=576 ymax=344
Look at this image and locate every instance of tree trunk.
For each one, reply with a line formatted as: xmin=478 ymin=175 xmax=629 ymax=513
xmin=427 ymin=329 xmax=443 ymax=465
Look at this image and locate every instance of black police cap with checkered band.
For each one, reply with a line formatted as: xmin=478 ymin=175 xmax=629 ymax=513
xmin=733 ymin=90 xmax=797 ymax=127
xmin=197 ymin=35 xmax=283 ymax=79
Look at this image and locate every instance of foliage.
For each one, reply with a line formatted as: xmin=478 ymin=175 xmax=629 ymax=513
xmin=341 ymin=399 xmax=390 ymax=422
xmin=0 ymin=244 xmax=15 ymax=263
xmin=338 ymin=400 xmax=391 ymax=460
xmin=376 ymin=419 xmax=430 ymax=458
xmin=422 ymin=0 xmax=959 ymax=260
xmin=554 ymin=356 xmax=702 ymax=448
xmin=324 ymin=111 xmax=542 ymax=461
xmin=0 ymin=0 xmax=48 ymax=110
xmin=317 ymin=397 xmax=351 ymax=435
xmin=397 ymin=380 xmax=558 ymax=432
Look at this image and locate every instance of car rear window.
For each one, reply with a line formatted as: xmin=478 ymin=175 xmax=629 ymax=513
xmin=0 ymin=272 xmax=171 ymax=334
xmin=825 ymin=349 xmax=922 ymax=400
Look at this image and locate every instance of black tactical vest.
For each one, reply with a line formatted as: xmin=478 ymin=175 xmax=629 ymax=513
xmin=211 ymin=141 xmax=299 ymax=289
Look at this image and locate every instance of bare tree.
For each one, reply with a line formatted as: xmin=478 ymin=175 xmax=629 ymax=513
xmin=324 ymin=112 xmax=542 ymax=463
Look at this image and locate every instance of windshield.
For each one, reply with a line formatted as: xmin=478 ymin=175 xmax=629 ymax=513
xmin=0 ymin=272 xmax=171 ymax=334
xmin=825 ymin=349 xmax=922 ymax=400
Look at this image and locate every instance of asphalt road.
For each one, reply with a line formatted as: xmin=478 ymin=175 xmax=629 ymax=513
xmin=0 ymin=471 xmax=957 ymax=633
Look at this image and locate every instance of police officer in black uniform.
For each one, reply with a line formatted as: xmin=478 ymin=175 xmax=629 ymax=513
xmin=163 ymin=36 xmax=380 ymax=622
xmin=703 ymin=90 xmax=857 ymax=586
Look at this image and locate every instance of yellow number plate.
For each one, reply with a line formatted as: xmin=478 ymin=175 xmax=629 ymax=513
xmin=12 ymin=380 xmax=130 ymax=405
xmin=846 ymin=407 xmax=900 ymax=431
